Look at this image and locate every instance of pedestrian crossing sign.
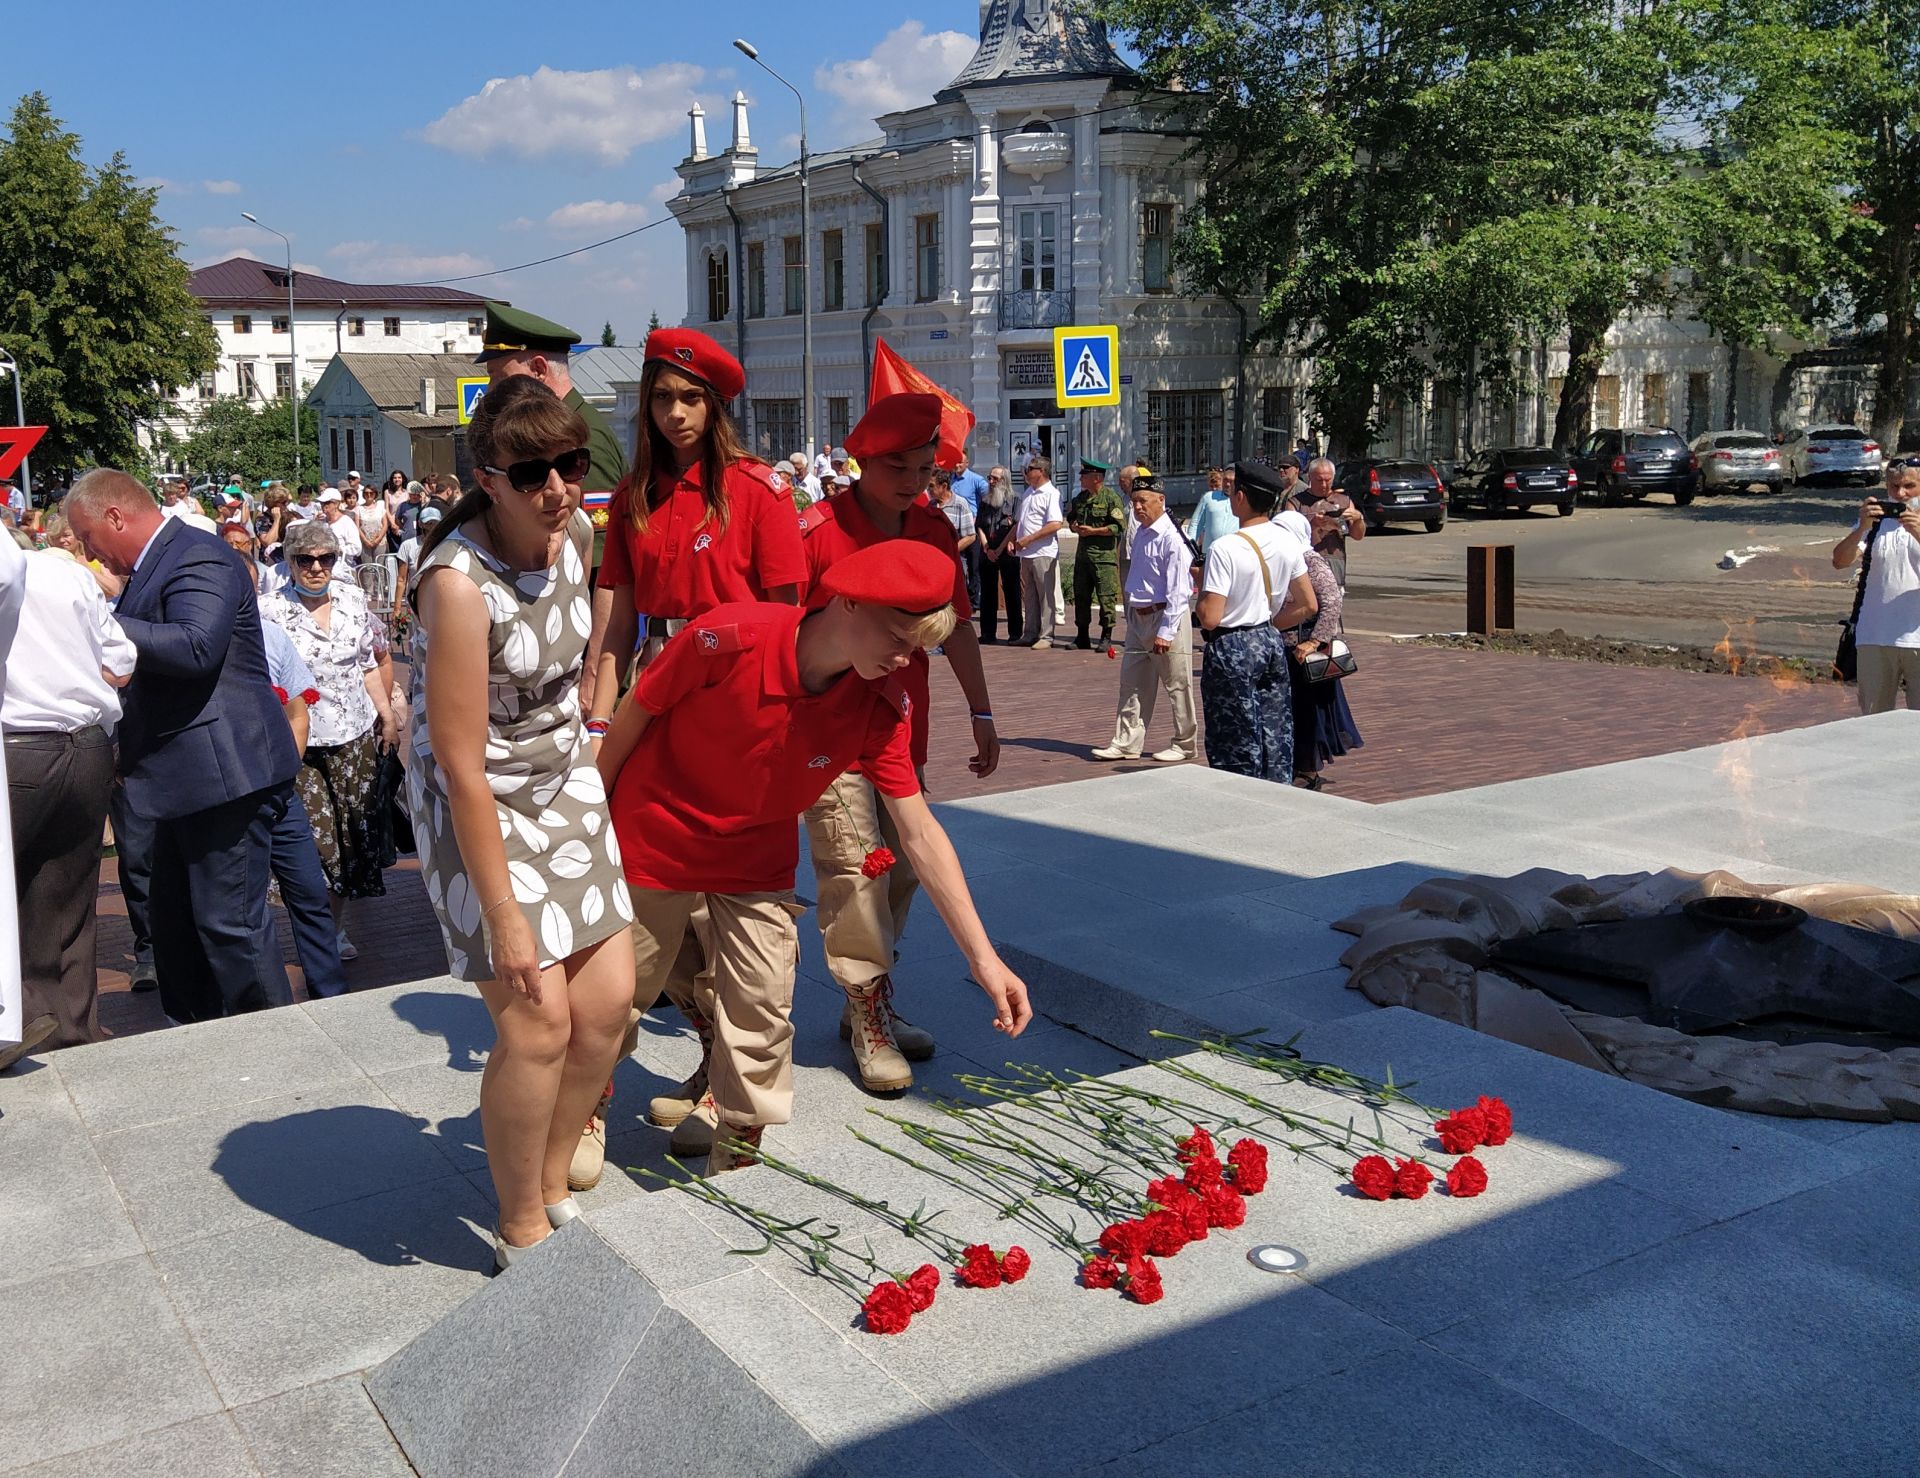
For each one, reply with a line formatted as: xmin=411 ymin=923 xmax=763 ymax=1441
xmin=1053 ymin=325 xmax=1121 ymax=407
xmin=456 ymin=376 xmax=489 ymax=425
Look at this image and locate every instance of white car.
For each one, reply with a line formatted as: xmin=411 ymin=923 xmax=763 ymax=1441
xmin=1781 ymin=424 xmax=1884 ymax=487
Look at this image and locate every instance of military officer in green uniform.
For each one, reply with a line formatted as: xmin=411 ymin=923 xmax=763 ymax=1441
xmin=474 ymin=299 xmax=628 ymax=504
xmin=1066 ymin=457 xmax=1125 ymax=648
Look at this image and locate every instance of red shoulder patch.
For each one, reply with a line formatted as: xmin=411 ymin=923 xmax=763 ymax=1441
xmin=688 ymin=621 xmax=754 ymax=655
xmin=733 ymin=459 xmax=779 ymax=493
xmin=879 ymin=673 xmax=912 ymax=719
xmin=799 ymin=499 xmax=837 ymax=537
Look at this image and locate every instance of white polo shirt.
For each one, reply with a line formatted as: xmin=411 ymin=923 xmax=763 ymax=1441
xmin=1202 ymin=523 xmax=1307 ymax=628
xmin=1014 ymin=481 xmax=1064 ymax=559
xmin=1856 ymin=507 xmax=1920 ymax=649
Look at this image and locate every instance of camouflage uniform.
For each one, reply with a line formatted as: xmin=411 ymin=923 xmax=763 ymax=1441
xmin=1200 ymin=624 xmax=1294 ymax=782
xmin=1066 ymin=473 xmax=1124 ymax=646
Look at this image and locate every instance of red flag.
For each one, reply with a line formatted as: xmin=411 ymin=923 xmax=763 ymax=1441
xmin=0 ymin=426 xmax=47 ymax=482
xmin=870 ymin=339 xmax=974 ymax=470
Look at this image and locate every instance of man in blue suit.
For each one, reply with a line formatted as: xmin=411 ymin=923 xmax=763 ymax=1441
xmin=67 ymin=470 xmax=301 ymax=1023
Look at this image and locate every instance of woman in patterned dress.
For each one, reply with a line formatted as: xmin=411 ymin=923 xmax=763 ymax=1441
xmin=407 ymin=376 xmax=635 ymax=1270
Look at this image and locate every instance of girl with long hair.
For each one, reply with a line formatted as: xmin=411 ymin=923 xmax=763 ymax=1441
xmin=570 ymin=330 xmax=806 ymax=1191
xmin=406 ymin=375 xmax=635 ymax=1270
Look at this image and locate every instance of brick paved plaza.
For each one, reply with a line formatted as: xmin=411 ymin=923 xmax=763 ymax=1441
xmin=88 ymin=637 xmax=1862 ymax=1040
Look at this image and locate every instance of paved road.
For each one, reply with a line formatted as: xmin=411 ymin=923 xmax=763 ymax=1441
xmin=1337 ymin=482 xmax=1873 ymax=656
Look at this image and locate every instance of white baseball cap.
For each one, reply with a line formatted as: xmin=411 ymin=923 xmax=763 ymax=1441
xmin=318 ymin=488 xmax=343 ymax=504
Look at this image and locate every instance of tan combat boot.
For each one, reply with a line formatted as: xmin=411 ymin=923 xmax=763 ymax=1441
xmin=647 ymin=1010 xmax=714 ymax=1127
xmin=568 ymin=1080 xmax=612 ymax=1192
xmin=706 ymin=1123 xmax=764 ymax=1176
xmin=838 ymin=973 xmax=935 ymax=1061
xmin=843 ymin=979 xmax=914 ymax=1093
xmin=668 ymin=1092 xmax=719 ymax=1158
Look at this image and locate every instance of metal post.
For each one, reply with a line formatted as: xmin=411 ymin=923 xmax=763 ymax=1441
xmin=0 ymin=353 xmax=28 ymax=504
xmin=736 ymin=39 xmax=814 ymax=462
xmin=242 ymin=212 xmax=300 ymax=484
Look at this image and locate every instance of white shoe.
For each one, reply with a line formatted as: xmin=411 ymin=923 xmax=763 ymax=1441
xmin=1030 ymin=638 xmax=1051 ymax=649
xmin=545 ymin=1197 xmax=582 ymax=1228
xmin=335 ymin=929 xmax=358 ymax=961
xmin=1090 ymin=746 xmax=1136 ymax=761
xmin=1151 ymin=748 xmax=1192 ymax=763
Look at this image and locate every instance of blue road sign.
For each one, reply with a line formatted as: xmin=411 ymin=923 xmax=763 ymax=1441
xmin=456 ymin=377 xmax=489 ymax=426
xmin=1052 ymin=326 xmax=1121 ymax=407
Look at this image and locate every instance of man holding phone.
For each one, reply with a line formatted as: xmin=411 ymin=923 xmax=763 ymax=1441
xmin=1832 ymin=459 xmax=1920 ymax=715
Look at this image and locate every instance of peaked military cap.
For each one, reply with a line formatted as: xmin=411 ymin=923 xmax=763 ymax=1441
xmin=473 ymin=300 xmax=581 ymax=363
xmin=1235 ymin=461 xmax=1295 ymax=499
xmin=1079 ymin=457 xmax=1111 ymax=474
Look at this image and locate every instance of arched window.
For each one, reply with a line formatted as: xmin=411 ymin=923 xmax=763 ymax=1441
xmin=707 ymin=249 xmax=731 ymax=322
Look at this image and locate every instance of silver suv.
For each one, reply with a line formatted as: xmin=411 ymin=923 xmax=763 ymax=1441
xmin=1690 ymin=430 xmax=1784 ymax=494
xmin=1782 ymin=424 xmax=1884 ymax=487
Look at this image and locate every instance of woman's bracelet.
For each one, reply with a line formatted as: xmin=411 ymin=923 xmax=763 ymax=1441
xmin=970 ymin=710 xmax=994 ymax=724
xmin=584 ymin=718 xmax=611 ymax=737
xmin=482 ymin=893 xmax=516 ymax=917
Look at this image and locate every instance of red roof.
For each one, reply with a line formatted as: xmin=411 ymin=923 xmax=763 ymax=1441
xmin=189 ymin=255 xmax=493 ymax=309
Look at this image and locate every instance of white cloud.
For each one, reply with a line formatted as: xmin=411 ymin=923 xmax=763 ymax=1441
xmin=422 ymin=63 xmax=707 ymax=165
xmin=202 ymin=179 xmax=243 ymax=195
xmin=140 ymin=176 xmax=187 ymax=193
xmin=195 ymin=224 xmax=268 ymax=250
xmin=648 ymin=179 xmax=682 ymax=206
xmin=545 ymin=199 xmax=651 ymax=234
xmin=814 ymin=22 xmax=974 ymax=142
xmin=188 ymin=245 xmax=326 ymax=274
xmin=327 ymin=240 xmax=493 ymax=282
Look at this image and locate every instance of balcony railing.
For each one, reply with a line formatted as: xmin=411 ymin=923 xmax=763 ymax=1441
xmin=1000 ymin=288 xmax=1075 ymax=330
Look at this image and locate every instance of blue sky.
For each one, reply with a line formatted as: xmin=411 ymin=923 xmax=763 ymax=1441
xmin=15 ymin=1 xmax=990 ymax=340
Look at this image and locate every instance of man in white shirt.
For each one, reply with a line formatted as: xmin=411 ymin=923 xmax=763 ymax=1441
xmin=787 ymin=452 xmax=822 ymax=505
xmin=1 ymin=552 xmax=137 ymax=1066
xmin=1093 ymin=471 xmax=1200 ymax=762
xmin=1196 ymin=462 xmax=1320 ymax=782
xmin=317 ymin=489 xmax=361 ymax=570
xmin=1832 ymin=460 xmax=1920 ymax=714
xmin=1011 ymin=455 xmax=1066 ymax=648
xmin=286 ymin=485 xmax=322 ymax=523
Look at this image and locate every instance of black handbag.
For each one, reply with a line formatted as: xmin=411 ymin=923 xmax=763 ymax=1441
xmin=1298 ymin=637 xmax=1358 ymax=684
xmin=1833 ymin=521 xmax=1877 ymax=682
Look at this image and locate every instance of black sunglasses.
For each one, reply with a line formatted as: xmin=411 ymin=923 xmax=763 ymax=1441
xmin=483 ymin=448 xmax=592 ymax=493
xmin=292 ymin=553 xmax=337 ymax=568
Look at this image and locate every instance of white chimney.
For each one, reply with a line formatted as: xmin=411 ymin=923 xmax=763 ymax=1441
xmin=730 ymin=91 xmax=751 ymax=152
xmin=689 ymin=101 xmax=708 ymax=160
xmin=421 ymin=377 xmax=436 ymax=417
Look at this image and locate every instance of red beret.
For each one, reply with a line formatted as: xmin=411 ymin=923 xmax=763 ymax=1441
xmin=644 ymin=328 xmax=744 ymax=401
xmin=817 ymin=540 xmax=955 ymax=614
xmin=843 ymin=393 xmax=943 ymax=462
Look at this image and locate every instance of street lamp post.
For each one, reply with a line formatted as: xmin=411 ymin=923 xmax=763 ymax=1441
xmin=241 ymin=212 xmax=301 ymax=484
xmin=0 ymin=350 xmax=29 ymax=505
xmin=734 ymin=38 xmax=814 ymax=463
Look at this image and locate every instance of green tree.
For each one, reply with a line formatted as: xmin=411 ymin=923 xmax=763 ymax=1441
xmin=0 ymin=93 xmax=216 ymax=471
xmin=647 ymin=310 xmax=662 ymax=335
xmin=170 ymin=395 xmax=306 ymax=486
xmin=600 ymin=320 xmax=616 ymax=346
xmin=1706 ymin=0 xmax=1917 ymax=449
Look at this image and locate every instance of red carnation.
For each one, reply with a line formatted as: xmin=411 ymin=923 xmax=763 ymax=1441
xmin=1099 ymin=1220 xmax=1147 ymax=1258
xmin=1082 ymin=1254 xmax=1122 ymax=1289
xmin=1435 ymin=1107 xmax=1488 ymax=1155
xmin=1202 ymin=1183 xmax=1247 ymax=1228
xmin=1124 ymin=1255 xmax=1164 ymax=1305
xmin=957 ymin=1243 xmax=1003 ymax=1288
xmin=860 ymin=847 xmax=897 ymax=879
xmin=299 ymin=687 xmax=320 ymax=705
xmin=1001 ymin=1246 xmax=1032 ymax=1283
xmin=1475 ymin=1095 xmax=1514 ymax=1146
xmin=905 ymin=1264 xmax=941 ymax=1312
xmin=1145 ymin=1175 xmax=1187 ymax=1209
xmin=1183 ymin=1153 xmax=1225 ymax=1192
xmin=1351 ymin=1154 xmax=1396 ymax=1201
xmin=1143 ymin=1208 xmax=1190 ymax=1257
xmin=272 ymin=685 xmax=290 ymax=704
xmin=1174 ymin=1191 xmax=1210 ymax=1242
xmin=862 ymin=1280 xmax=914 ymax=1335
xmin=1226 ymin=1138 xmax=1269 ymax=1194
xmin=1446 ymin=1155 xmax=1489 ymax=1198
xmin=1176 ymin=1125 xmax=1216 ymax=1164
xmin=1393 ymin=1158 xmax=1434 ymax=1201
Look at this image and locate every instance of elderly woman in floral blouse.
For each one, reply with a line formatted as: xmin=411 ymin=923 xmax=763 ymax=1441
xmin=1284 ymin=545 xmax=1364 ymax=791
xmin=263 ymin=517 xmax=399 ymax=961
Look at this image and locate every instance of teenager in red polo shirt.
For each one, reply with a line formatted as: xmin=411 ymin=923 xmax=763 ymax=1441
xmin=573 ymin=328 xmax=807 ymax=1190
xmin=798 ymin=393 xmax=1000 ymax=1095
xmin=597 ymin=540 xmax=1032 ymax=1172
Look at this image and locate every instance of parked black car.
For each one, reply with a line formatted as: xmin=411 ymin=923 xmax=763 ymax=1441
xmin=1337 ymin=459 xmax=1447 ymax=533
xmin=1568 ymin=426 xmax=1699 ymax=506
xmin=1447 ymin=447 xmax=1578 ymax=517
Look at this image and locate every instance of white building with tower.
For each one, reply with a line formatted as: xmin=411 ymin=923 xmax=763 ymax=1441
xmin=665 ymin=2 xmax=1865 ymax=496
